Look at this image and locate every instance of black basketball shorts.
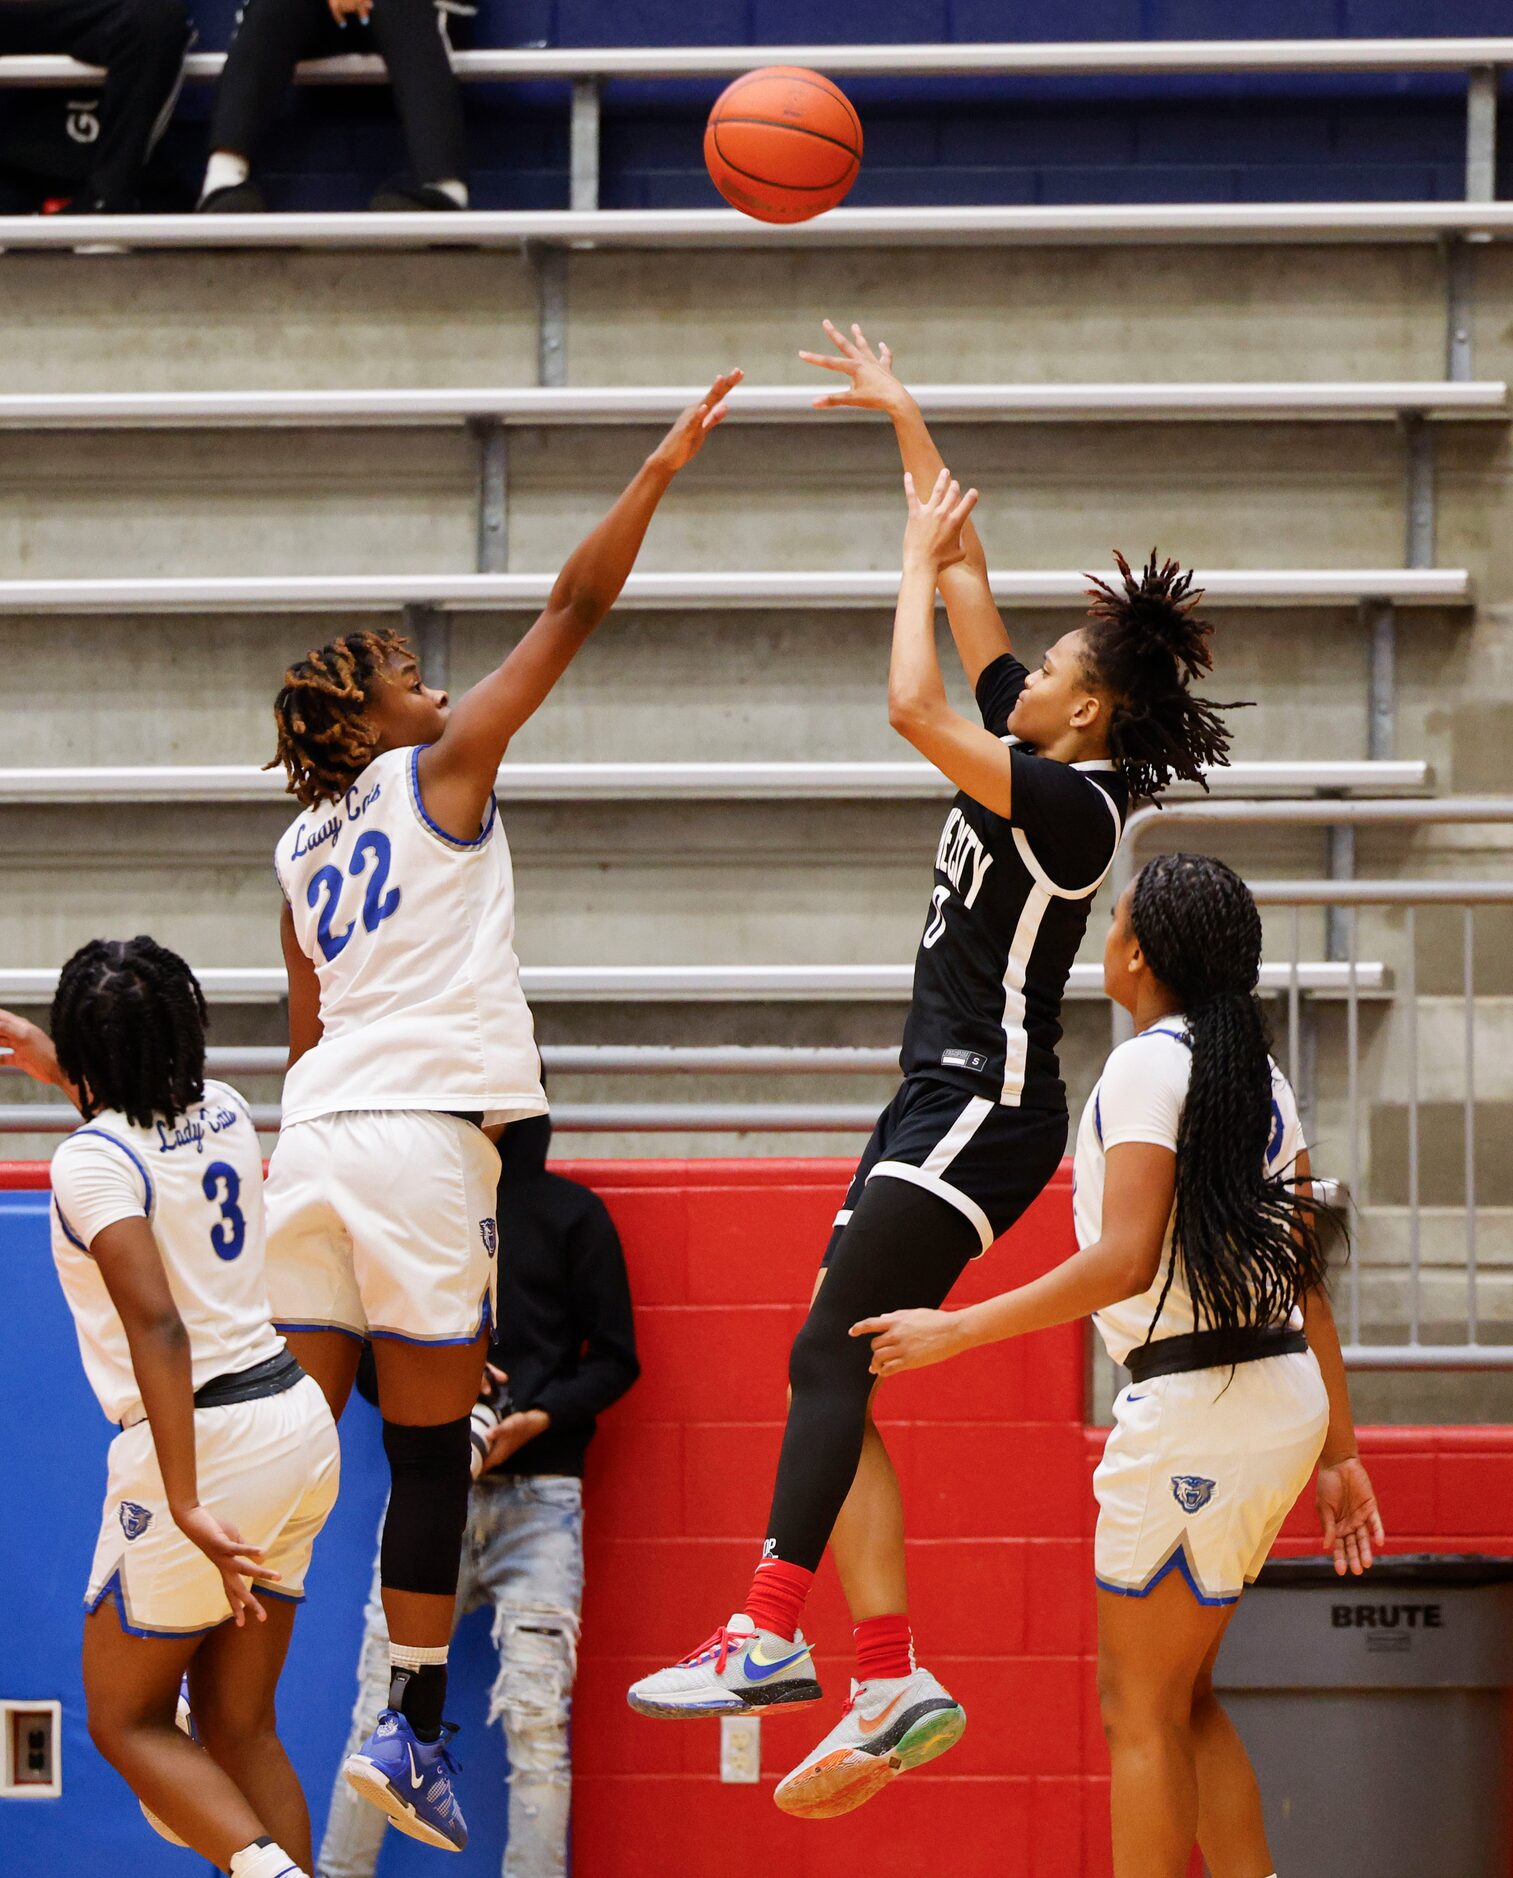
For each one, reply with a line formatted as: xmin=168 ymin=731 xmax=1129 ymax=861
xmin=821 ymin=1076 xmax=1068 ymax=1265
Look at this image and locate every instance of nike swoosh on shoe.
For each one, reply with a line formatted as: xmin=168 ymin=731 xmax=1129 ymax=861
xmin=856 ymin=1693 xmax=906 ymax=1736
xmin=743 ymin=1647 xmax=810 ymax=1682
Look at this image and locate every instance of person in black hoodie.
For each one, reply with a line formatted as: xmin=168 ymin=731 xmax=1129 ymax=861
xmin=318 ymin=1112 xmax=639 ymax=1878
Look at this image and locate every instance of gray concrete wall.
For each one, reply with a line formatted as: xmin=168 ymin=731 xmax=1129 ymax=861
xmin=1 ymin=235 xmax=1509 ymax=1417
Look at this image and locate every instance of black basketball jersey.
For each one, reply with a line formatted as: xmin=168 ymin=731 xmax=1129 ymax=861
xmin=899 ymin=653 xmax=1128 ymax=1111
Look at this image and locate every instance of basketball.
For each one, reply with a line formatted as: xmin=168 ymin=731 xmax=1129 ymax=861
xmin=704 ymin=66 xmax=862 ymax=224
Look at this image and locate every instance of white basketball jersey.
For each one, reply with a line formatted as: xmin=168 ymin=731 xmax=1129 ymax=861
xmin=1074 ymin=1018 xmax=1307 ymax=1366
xmin=50 ymin=1082 xmax=284 ymax=1426
xmin=274 ymin=744 xmax=546 ymax=1130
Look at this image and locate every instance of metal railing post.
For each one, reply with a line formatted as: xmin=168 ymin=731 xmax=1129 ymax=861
xmin=472 ymin=419 xmax=509 ymax=572
xmin=1466 ymin=64 xmax=1499 ymax=201
xmin=570 ymin=77 xmax=602 ymax=212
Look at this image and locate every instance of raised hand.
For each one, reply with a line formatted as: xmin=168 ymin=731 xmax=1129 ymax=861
xmin=172 ymin=1505 xmax=279 ymax=1625
xmin=801 ymin=319 xmax=909 ymax=413
xmin=651 ymin=369 xmax=743 ymax=474
xmin=1317 ymin=1455 xmax=1386 ymax=1576
xmin=903 ymin=467 xmax=979 ymax=575
xmin=850 ymin=1306 xmax=969 ymax=1377
xmin=0 ymin=1008 xmax=63 ymax=1089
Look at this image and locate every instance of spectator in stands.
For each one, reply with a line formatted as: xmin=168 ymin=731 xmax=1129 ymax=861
xmin=317 ymin=1108 xmax=639 ymax=1878
xmin=197 ymin=0 xmax=469 ymax=212
xmin=0 ymin=0 xmax=191 ymax=212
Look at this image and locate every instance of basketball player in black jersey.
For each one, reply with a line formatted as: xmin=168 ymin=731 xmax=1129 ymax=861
xmin=627 ymin=324 xmax=1243 ymax=1821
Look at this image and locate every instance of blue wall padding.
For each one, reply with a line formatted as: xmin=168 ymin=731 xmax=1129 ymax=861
xmin=0 ymin=1193 xmax=515 ymax=1878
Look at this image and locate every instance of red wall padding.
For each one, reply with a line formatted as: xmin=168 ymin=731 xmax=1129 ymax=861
xmin=9 ymin=1154 xmax=1511 ymax=1875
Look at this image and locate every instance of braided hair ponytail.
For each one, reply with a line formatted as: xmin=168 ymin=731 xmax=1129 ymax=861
xmin=267 ymin=628 xmax=411 ymax=810
xmin=52 ymin=937 xmax=209 ymax=1128
xmin=1082 ymin=550 xmax=1247 ymax=799
xmin=1131 ymin=853 xmax=1329 ymax=1336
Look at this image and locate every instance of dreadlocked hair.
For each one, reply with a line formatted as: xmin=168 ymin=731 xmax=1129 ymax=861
xmin=1082 ymin=549 xmax=1247 ymax=800
xmin=267 ymin=629 xmax=412 ymax=811
xmin=52 ymin=937 xmax=208 ymax=1129
xmin=1131 ymin=852 xmax=1330 ymax=1340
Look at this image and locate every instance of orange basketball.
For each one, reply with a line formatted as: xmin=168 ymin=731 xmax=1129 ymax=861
xmin=704 ymin=66 xmax=862 ymax=224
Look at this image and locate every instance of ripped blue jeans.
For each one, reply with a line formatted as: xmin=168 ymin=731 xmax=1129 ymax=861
xmin=317 ymin=1475 xmax=585 ymax=1878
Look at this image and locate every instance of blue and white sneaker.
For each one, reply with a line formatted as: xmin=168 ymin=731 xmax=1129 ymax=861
xmin=627 ymin=1612 xmax=822 ymax=1718
xmin=342 ymin=1710 xmax=468 ymax=1852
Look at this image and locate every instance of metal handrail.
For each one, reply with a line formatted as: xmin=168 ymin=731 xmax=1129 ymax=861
xmin=7 ymin=38 xmax=1513 ymax=84
xmin=9 ymin=205 xmax=1513 ymax=252
xmin=0 ymin=384 xmax=1502 ymax=429
xmin=0 ymin=569 xmax=1471 ymax=614
xmin=0 ymin=960 xmax=1389 ymax=1007
xmin=1111 ymin=794 xmax=1513 ymax=897
xmin=0 ymin=760 xmax=1432 ymax=805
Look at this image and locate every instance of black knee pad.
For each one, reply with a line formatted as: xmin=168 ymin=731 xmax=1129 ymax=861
xmin=380 ymin=1416 xmax=472 ymax=1597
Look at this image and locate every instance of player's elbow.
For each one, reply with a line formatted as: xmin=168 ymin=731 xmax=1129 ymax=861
xmin=1105 ymin=1241 xmax=1163 ymax=1301
xmin=131 ymin=1307 xmax=190 ymax=1355
xmin=887 ymin=687 xmax=935 ymax=739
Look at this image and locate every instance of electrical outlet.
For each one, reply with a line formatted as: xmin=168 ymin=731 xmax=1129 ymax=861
xmin=1 ymin=1701 xmax=61 ymax=1798
xmin=719 ymin=1713 xmax=761 ymax=1783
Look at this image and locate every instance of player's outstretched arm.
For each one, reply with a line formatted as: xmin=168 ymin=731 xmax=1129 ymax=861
xmin=889 ymin=469 xmax=1018 ymax=814
xmin=91 ymin=1216 xmax=276 ymax=1624
xmin=802 ymin=320 xmax=1012 ymax=686
xmin=0 ymin=1008 xmax=83 ymax=1110
xmin=852 ymin=1141 xmax=1175 ymax=1375
xmin=416 ymin=371 xmax=741 ymax=838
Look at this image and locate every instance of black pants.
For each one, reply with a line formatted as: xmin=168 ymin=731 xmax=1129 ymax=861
xmin=762 ymin=1178 xmax=981 ymax=1575
xmin=0 ymin=0 xmax=191 ymax=208
xmin=763 ymin=1091 xmax=1069 ymax=1575
xmin=210 ymin=0 xmax=465 ymax=185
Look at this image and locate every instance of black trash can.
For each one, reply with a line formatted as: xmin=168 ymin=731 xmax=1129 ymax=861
xmin=1213 ymin=1555 xmax=1513 ymax=1878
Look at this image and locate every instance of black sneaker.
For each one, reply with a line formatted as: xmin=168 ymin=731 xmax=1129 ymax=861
xmin=370 ymin=174 xmax=464 ymax=212
xmin=197 ymin=181 xmax=266 ymax=213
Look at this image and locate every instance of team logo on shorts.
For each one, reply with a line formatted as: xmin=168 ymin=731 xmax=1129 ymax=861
xmin=118 ymin=1501 xmax=153 ymax=1541
xmin=1170 ymin=1476 xmax=1217 ymax=1515
xmin=480 ymin=1218 xmax=498 ymax=1257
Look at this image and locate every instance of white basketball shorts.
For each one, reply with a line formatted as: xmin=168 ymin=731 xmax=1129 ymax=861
xmin=264 ymin=1108 xmax=502 ymax=1344
xmin=1093 ymin=1349 xmax=1329 ymax=1606
xmin=86 ymin=1373 xmax=339 ymax=1636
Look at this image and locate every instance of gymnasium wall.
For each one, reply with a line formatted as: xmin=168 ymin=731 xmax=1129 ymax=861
xmin=3 ymin=1157 xmax=1512 ymax=1877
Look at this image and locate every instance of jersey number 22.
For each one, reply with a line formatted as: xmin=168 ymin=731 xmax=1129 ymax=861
xmin=308 ymin=831 xmax=402 ymax=962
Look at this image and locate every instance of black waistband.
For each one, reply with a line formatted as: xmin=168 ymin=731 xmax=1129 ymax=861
xmin=195 ymin=1346 xmax=304 ymax=1410
xmin=1125 ymin=1326 xmax=1308 ymax=1385
xmin=122 ymin=1347 xmax=305 ymax=1429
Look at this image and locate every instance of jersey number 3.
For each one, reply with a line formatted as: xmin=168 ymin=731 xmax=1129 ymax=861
xmin=308 ymin=830 xmax=402 ymax=963
xmin=203 ymin=1161 xmax=246 ymax=1262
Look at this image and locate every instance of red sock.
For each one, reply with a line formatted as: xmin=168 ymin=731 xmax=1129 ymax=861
xmin=743 ymin=1559 xmax=814 ymax=1642
xmin=854 ymin=1613 xmax=914 ymax=1683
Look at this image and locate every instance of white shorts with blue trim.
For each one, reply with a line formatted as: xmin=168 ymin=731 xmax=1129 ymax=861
xmin=1093 ymin=1350 xmax=1328 ymax=1607
xmin=86 ymin=1375 xmax=339 ymax=1637
xmin=265 ymin=1108 xmax=501 ymax=1344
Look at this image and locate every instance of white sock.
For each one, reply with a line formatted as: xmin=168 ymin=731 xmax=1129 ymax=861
xmin=389 ymin=1641 xmax=449 ymax=1671
xmin=228 ymin=1843 xmax=306 ymax=1878
xmin=201 ymin=151 xmax=250 ymax=202
xmin=430 ymin=177 xmax=468 ymax=207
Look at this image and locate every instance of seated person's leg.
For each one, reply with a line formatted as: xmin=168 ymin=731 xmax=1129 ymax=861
xmin=366 ymin=0 xmax=467 ymax=208
xmin=62 ymin=0 xmax=192 ymax=209
xmin=200 ymin=0 xmax=328 ymax=207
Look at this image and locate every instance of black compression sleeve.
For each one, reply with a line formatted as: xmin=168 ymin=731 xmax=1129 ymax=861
xmin=761 ymin=1179 xmax=978 ymax=1574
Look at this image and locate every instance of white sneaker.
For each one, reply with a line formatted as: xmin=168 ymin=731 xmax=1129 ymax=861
xmin=773 ymin=1666 xmax=966 ymax=1818
xmin=627 ymin=1612 xmax=822 ymax=1718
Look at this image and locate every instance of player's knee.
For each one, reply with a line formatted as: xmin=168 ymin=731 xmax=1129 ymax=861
xmin=788 ymin=1304 xmax=869 ymax=1400
xmin=380 ymin=1415 xmax=472 ymax=1595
